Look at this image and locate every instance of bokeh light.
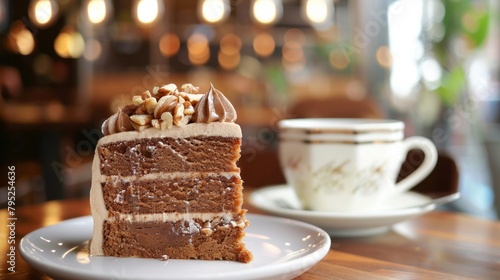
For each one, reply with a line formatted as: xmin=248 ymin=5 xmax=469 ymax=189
xmin=188 ymin=33 xmax=210 ymax=65
xmin=375 ymin=46 xmax=392 ymax=68
xmin=220 ymin=33 xmax=242 ymax=56
xmin=251 ymin=0 xmax=282 ymax=26
xmin=83 ymin=39 xmax=102 ymax=61
xmin=159 ymin=33 xmax=181 ymax=57
xmin=54 ymin=28 xmax=85 ymax=59
xmin=6 ymin=21 xmax=35 ymax=55
xmin=199 ymin=0 xmax=230 ymax=24
xmin=305 ymin=0 xmax=328 ymax=24
xmin=284 ymin=28 xmax=305 ymax=44
xmin=134 ymin=0 xmax=163 ymax=26
xmin=282 ymin=42 xmax=303 ymax=63
xmin=329 ymin=49 xmax=349 ymax=70
xmin=87 ymin=0 xmax=112 ymax=25
xmin=218 ymin=51 xmax=240 ymax=70
xmin=253 ymin=32 xmax=275 ymax=57
xmin=29 ymin=0 xmax=58 ymax=28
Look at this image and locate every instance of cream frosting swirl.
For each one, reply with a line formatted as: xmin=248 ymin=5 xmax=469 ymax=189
xmin=101 ymin=108 xmax=135 ymax=135
xmin=192 ymin=84 xmax=237 ymax=123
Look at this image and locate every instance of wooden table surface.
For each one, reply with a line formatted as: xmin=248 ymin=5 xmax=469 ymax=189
xmin=2 ymin=190 xmax=500 ymax=280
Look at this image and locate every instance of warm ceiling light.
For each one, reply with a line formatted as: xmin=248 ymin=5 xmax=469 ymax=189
xmin=34 ymin=0 xmax=52 ymax=24
xmin=133 ymin=0 xmax=164 ymax=26
xmin=29 ymin=0 xmax=58 ymax=28
xmin=251 ymin=0 xmax=283 ymax=26
xmin=302 ymin=0 xmax=334 ymax=30
xmin=198 ymin=0 xmax=230 ymax=24
xmin=86 ymin=0 xmax=112 ymax=25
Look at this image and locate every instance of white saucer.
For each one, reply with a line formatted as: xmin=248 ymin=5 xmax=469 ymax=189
xmin=19 ymin=214 xmax=330 ymax=280
xmin=250 ymin=184 xmax=458 ymax=237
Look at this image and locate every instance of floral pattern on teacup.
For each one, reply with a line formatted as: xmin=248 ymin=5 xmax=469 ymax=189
xmin=287 ymin=159 xmax=390 ymax=195
xmin=312 ymin=160 xmax=349 ymax=193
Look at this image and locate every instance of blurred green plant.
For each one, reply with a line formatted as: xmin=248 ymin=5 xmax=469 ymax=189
xmin=434 ymin=0 xmax=490 ymax=106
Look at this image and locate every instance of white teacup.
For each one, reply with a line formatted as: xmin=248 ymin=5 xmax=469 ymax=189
xmin=278 ymin=118 xmax=438 ymax=212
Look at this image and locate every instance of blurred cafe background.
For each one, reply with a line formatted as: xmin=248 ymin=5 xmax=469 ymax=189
xmin=1 ymin=0 xmax=499 ymax=219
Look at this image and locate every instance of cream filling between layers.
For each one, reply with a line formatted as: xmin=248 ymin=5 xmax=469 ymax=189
xmin=97 ymin=171 xmax=240 ymax=183
xmin=108 ymin=212 xmax=247 ymax=237
xmin=109 ymin=212 xmax=236 ymax=223
xmin=97 ymin=122 xmax=241 ymax=146
xmin=106 ymin=212 xmax=248 ymax=231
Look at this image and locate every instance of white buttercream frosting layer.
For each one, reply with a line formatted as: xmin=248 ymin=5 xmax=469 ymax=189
xmin=109 ymin=212 xmax=236 ymax=223
xmin=97 ymin=122 xmax=241 ymax=146
xmin=96 ymin=171 xmax=240 ymax=183
xmin=90 ymin=149 xmax=107 ymax=255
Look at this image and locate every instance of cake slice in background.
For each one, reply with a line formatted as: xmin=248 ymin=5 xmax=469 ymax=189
xmin=90 ymin=83 xmax=253 ymax=263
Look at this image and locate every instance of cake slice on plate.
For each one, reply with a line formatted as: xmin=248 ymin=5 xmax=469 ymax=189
xmin=90 ymin=83 xmax=252 ymax=263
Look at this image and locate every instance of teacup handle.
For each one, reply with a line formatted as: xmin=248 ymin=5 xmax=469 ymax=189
xmin=395 ymin=136 xmax=438 ymax=194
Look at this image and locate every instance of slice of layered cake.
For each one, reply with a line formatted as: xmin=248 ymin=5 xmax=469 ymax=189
xmin=90 ymin=83 xmax=253 ymax=263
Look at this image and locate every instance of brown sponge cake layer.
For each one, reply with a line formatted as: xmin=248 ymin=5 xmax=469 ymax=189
xmin=98 ymin=136 xmax=240 ymax=176
xmin=102 ymin=174 xmax=243 ymax=214
xmin=102 ymin=214 xmax=252 ymax=263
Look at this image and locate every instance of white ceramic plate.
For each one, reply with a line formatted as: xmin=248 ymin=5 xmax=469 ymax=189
xmin=250 ymin=184 xmax=459 ymax=237
xmin=20 ymin=213 xmax=330 ymax=280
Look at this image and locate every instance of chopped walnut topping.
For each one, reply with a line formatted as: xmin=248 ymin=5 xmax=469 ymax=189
xmin=132 ymin=95 xmax=144 ymax=106
xmin=155 ymin=95 xmax=177 ymax=119
xmin=161 ymin=112 xmax=173 ymax=128
xmin=181 ymin=83 xmax=199 ymax=93
xmin=184 ymin=103 xmax=195 ymax=115
xmin=151 ymin=119 xmax=159 ymax=129
xmin=173 ymin=103 xmax=184 ymax=124
xmin=101 ymin=82 xmax=236 ymax=135
xmin=144 ymin=97 xmax=157 ymax=114
xmin=130 ymin=114 xmax=152 ymax=126
xmin=156 ymin=83 xmax=178 ymax=98
xmin=152 ymin=112 xmax=173 ymax=130
xmin=179 ymin=91 xmax=203 ymax=103
xmin=201 ymin=228 xmax=213 ymax=236
xmin=141 ymin=90 xmax=152 ymax=99
xmin=132 ymin=90 xmax=152 ymax=106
